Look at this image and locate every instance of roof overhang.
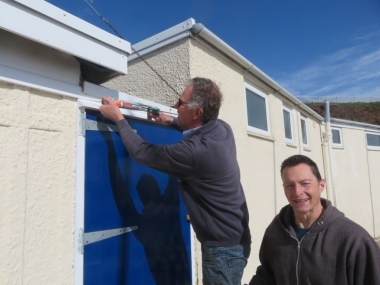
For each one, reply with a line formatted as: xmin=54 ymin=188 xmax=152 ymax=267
xmin=0 ymin=0 xmax=131 ymax=84
xmin=129 ymin=18 xmax=323 ymax=121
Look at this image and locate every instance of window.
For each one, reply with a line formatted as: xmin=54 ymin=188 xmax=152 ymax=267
xmin=366 ymin=132 xmax=380 ymax=150
xmin=283 ymin=105 xmax=294 ymax=144
xmin=300 ymin=116 xmax=309 ymax=148
xmin=331 ymin=127 xmax=343 ymax=147
xmin=245 ymin=83 xmax=270 ymax=137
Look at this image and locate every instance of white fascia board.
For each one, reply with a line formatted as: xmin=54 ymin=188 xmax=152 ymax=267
xmin=0 ymin=0 xmax=130 ymax=74
xmin=81 ymin=81 xmax=178 ymax=119
xmin=0 ymin=63 xmax=84 ymax=98
xmin=128 ymin=17 xmax=322 ymax=122
xmin=129 ymin=18 xmax=195 ymax=61
xmin=330 ymin=118 xmax=380 ymax=132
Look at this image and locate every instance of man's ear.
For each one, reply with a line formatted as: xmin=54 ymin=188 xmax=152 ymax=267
xmin=193 ymin=108 xmax=204 ymax=119
xmin=319 ymin=179 xmax=326 ymax=194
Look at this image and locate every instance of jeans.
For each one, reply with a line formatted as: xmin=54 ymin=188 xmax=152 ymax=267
xmin=202 ymin=243 xmax=251 ymax=285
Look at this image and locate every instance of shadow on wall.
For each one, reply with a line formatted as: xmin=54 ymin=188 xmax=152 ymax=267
xmin=100 ymin=123 xmax=191 ymax=285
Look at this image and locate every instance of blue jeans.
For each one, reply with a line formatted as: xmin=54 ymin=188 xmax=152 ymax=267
xmin=202 ymin=243 xmax=250 ymax=285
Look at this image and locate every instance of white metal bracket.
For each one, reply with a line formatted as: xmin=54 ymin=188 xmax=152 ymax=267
xmin=79 ymin=111 xmax=86 ymax=137
xmin=78 ymin=226 xmax=138 ymax=254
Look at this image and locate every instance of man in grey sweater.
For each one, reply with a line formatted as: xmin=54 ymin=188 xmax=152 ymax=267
xmin=100 ymin=77 xmax=251 ymax=285
xmin=249 ymin=154 xmax=380 ymax=285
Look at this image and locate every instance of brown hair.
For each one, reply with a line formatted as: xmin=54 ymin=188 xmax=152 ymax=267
xmin=280 ymin=155 xmax=322 ymax=181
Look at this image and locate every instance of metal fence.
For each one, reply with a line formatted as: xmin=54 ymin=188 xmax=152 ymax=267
xmin=295 ymin=96 xmax=380 ymax=103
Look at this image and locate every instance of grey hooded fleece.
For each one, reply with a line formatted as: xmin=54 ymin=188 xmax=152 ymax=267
xmin=249 ymin=199 xmax=380 ymax=285
xmin=117 ymin=118 xmax=251 ymax=247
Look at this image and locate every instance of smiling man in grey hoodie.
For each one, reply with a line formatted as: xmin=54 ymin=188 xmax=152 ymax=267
xmin=249 ymin=154 xmax=380 ymax=285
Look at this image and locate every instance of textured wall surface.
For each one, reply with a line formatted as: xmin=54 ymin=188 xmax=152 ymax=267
xmin=103 ymin=38 xmax=191 ymax=107
xmin=331 ymin=128 xmax=378 ymax=236
xmin=0 ymin=81 xmax=76 ymax=284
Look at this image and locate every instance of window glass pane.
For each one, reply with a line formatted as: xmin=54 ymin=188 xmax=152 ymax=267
xmin=301 ymin=119 xmax=308 ymax=145
xmin=283 ymin=110 xmax=292 ymax=139
xmin=332 ymin=129 xmax=341 ymax=144
xmin=246 ymin=89 xmax=268 ymax=131
xmin=367 ymin=134 xmax=380 ymax=146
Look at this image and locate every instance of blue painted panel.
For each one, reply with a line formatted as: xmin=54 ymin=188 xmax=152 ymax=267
xmin=84 ymin=111 xmax=191 ymax=285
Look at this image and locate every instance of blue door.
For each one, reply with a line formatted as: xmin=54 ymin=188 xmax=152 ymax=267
xmin=83 ymin=110 xmax=191 ymax=285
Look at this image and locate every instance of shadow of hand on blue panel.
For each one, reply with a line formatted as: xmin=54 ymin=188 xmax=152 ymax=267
xmin=100 ymin=123 xmax=191 ymax=285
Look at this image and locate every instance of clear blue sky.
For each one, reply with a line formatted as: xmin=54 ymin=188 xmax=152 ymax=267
xmin=46 ymin=0 xmax=380 ymax=99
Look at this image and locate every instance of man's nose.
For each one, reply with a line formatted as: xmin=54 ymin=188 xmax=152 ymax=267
xmin=294 ymin=184 xmax=304 ymax=195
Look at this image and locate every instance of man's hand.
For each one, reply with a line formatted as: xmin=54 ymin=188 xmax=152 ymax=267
xmin=99 ymin=97 xmax=124 ymax=122
xmin=147 ymin=111 xmax=173 ymax=125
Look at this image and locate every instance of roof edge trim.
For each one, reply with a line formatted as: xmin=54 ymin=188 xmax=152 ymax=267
xmin=130 ymin=18 xmax=323 ymax=121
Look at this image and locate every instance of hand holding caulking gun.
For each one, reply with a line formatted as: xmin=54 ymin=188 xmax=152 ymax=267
xmin=100 ymin=96 xmax=175 ymax=125
xmin=101 ymin=97 xmax=161 ymax=116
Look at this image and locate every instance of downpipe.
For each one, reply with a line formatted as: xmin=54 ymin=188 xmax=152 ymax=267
xmin=322 ymin=101 xmax=335 ymax=206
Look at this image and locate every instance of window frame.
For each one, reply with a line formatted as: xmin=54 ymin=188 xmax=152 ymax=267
xmin=366 ymin=131 xmax=380 ymax=150
xmin=300 ymin=115 xmax=310 ymax=149
xmin=244 ymin=82 xmax=271 ymax=137
xmin=282 ymin=105 xmax=294 ymax=145
xmin=331 ymin=127 xmax=343 ymax=148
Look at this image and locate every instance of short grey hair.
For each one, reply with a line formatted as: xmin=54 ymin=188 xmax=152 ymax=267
xmin=186 ymin=77 xmax=223 ymax=124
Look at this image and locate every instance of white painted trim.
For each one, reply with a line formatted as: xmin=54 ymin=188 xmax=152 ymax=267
xmin=0 ymin=64 xmax=85 ymax=97
xmin=300 ymin=116 xmax=310 ymax=149
xmin=283 ymin=105 xmax=294 ymax=145
xmin=330 ymin=119 xmax=380 ymax=132
xmin=82 ymin=81 xmax=178 ymax=118
xmin=190 ymin=225 xmax=196 ymax=285
xmin=13 ymin=0 xmax=130 ymax=51
xmin=129 ymin=18 xmax=194 ymax=61
xmin=1 ymin=0 xmax=130 ymax=74
xmin=366 ymin=132 xmax=380 ymax=151
xmin=0 ymin=65 xmax=177 ymax=120
xmin=244 ymin=82 xmax=271 ymax=138
xmin=128 ymin=17 xmax=323 ymax=121
xmin=331 ymin=127 xmax=344 ymax=148
xmin=129 ymin=31 xmax=191 ymax=61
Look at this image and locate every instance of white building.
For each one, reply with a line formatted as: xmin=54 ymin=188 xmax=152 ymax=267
xmin=1 ymin=2 xmax=379 ymax=284
xmin=104 ymin=18 xmax=380 ymax=283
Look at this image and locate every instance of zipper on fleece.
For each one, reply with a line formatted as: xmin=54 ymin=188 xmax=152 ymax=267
xmin=290 ymin=234 xmax=306 ymax=285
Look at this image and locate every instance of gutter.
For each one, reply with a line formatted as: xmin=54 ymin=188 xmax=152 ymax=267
xmin=191 ymin=23 xmax=323 ymax=122
xmin=331 ymin=118 xmax=380 ymax=131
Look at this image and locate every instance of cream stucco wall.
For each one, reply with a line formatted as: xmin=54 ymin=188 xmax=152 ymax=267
xmin=103 ymin=38 xmax=190 ymax=107
xmin=0 ymin=81 xmax=76 ymax=284
xmin=367 ymin=150 xmax=380 ymax=238
xmin=330 ymin=127 xmax=378 ymax=237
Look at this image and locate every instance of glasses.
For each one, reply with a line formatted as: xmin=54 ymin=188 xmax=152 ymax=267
xmin=176 ymin=98 xmax=188 ymax=107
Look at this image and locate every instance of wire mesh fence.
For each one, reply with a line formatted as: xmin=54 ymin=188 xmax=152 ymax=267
xmin=295 ymin=96 xmax=380 ymax=103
